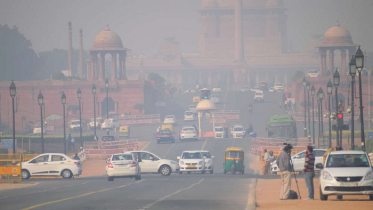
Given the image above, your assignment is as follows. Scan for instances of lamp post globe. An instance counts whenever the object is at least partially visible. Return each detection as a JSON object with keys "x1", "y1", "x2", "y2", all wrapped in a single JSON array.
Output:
[
  {"x1": 61, "y1": 92, "x2": 66, "y2": 105},
  {"x1": 349, "y1": 56, "x2": 357, "y2": 76},
  {"x1": 10, "y1": 81, "x2": 16, "y2": 154},
  {"x1": 77, "y1": 88, "x2": 82, "y2": 99},
  {"x1": 355, "y1": 46, "x2": 364, "y2": 70},
  {"x1": 302, "y1": 77, "x2": 307, "y2": 87},
  {"x1": 38, "y1": 91, "x2": 43, "y2": 105},
  {"x1": 333, "y1": 69, "x2": 340, "y2": 88},
  {"x1": 92, "y1": 84, "x2": 96, "y2": 94},
  {"x1": 105, "y1": 79, "x2": 109, "y2": 88},
  {"x1": 306, "y1": 81, "x2": 310, "y2": 91},
  {"x1": 327, "y1": 80, "x2": 332, "y2": 95},
  {"x1": 311, "y1": 85, "x2": 315, "y2": 96},
  {"x1": 10, "y1": 81, "x2": 16, "y2": 97},
  {"x1": 320, "y1": 88, "x2": 324, "y2": 100}
]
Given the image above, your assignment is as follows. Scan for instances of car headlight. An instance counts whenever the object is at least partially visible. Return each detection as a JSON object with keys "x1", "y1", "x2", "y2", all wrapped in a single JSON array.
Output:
[
  {"x1": 170, "y1": 161, "x2": 178, "y2": 165},
  {"x1": 198, "y1": 161, "x2": 203, "y2": 165},
  {"x1": 323, "y1": 171, "x2": 332, "y2": 180},
  {"x1": 179, "y1": 161, "x2": 184, "y2": 165},
  {"x1": 365, "y1": 171, "x2": 373, "y2": 180}
]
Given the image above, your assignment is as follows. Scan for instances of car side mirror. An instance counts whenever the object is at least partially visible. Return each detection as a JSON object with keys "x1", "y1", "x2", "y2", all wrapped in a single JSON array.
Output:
[
  {"x1": 316, "y1": 163, "x2": 323, "y2": 169},
  {"x1": 106, "y1": 160, "x2": 110, "y2": 164},
  {"x1": 211, "y1": 156, "x2": 215, "y2": 159},
  {"x1": 177, "y1": 156, "x2": 180, "y2": 160}
]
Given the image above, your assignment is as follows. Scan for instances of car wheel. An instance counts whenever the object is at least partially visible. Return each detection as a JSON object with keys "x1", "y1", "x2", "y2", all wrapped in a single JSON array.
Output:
[
  {"x1": 320, "y1": 186, "x2": 328, "y2": 201},
  {"x1": 21, "y1": 169, "x2": 30, "y2": 179},
  {"x1": 369, "y1": 195, "x2": 373, "y2": 200},
  {"x1": 210, "y1": 169, "x2": 213, "y2": 174},
  {"x1": 159, "y1": 165, "x2": 172, "y2": 176},
  {"x1": 135, "y1": 173, "x2": 141, "y2": 180},
  {"x1": 224, "y1": 169, "x2": 227, "y2": 174},
  {"x1": 179, "y1": 171, "x2": 182, "y2": 174},
  {"x1": 61, "y1": 169, "x2": 72, "y2": 178},
  {"x1": 202, "y1": 170, "x2": 205, "y2": 174},
  {"x1": 108, "y1": 176, "x2": 114, "y2": 181},
  {"x1": 194, "y1": 138, "x2": 198, "y2": 141},
  {"x1": 157, "y1": 141, "x2": 160, "y2": 144},
  {"x1": 187, "y1": 171, "x2": 191, "y2": 174},
  {"x1": 337, "y1": 195, "x2": 343, "y2": 200}
]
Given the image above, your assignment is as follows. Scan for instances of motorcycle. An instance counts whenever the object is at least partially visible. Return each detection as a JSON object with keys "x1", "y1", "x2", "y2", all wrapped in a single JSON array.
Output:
[{"x1": 249, "y1": 131, "x2": 257, "y2": 138}]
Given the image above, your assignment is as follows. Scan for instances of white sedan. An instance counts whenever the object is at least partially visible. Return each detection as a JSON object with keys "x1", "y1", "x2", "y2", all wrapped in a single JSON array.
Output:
[
  {"x1": 317, "y1": 150, "x2": 373, "y2": 201},
  {"x1": 106, "y1": 153, "x2": 141, "y2": 181},
  {"x1": 179, "y1": 126, "x2": 198, "y2": 141},
  {"x1": 164, "y1": 115, "x2": 177, "y2": 125},
  {"x1": 21, "y1": 153, "x2": 82, "y2": 179},
  {"x1": 131, "y1": 151, "x2": 180, "y2": 176},
  {"x1": 178, "y1": 150, "x2": 214, "y2": 174},
  {"x1": 231, "y1": 126, "x2": 244, "y2": 138}
]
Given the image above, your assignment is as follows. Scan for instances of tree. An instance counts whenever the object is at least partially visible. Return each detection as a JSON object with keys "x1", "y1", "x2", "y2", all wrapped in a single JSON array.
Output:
[
  {"x1": 0, "y1": 24, "x2": 41, "y2": 80},
  {"x1": 147, "y1": 72, "x2": 165, "y2": 85}
]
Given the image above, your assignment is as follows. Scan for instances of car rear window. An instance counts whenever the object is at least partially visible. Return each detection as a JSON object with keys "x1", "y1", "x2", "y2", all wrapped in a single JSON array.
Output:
[
  {"x1": 182, "y1": 127, "x2": 195, "y2": 131},
  {"x1": 326, "y1": 154, "x2": 370, "y2": 168},
  {"x1": 182, "y1": 152, "x2": 202, "y2": 159},
  {"x1": 185, "y1": 112, "x2": 193, "y2": 115},
  {"x1": 159, "y1": 130, "x2": 172, "y2": 134},
  {"x1": 112, "y1": 154, "x2": 133, "y2": 161}
]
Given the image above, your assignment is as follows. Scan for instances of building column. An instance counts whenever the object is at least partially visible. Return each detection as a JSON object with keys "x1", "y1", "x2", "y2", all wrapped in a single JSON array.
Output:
[
  {"x1": 100, "y1": 52, "x2": 105, "y2": 80},
  {"x1": 255, "y1": 71, "x2": 259, "y2": 87},
  {"x1": 328, "y1": 49, "x2": 334, "y2": 73},
  {"x1": 68, "y1": 22, "x2": 73, "y2": 74},
  {"x1": 86, "y1": 58, "x2": 91, "y2": 81},
  {"x1": 118, "y1": 54, "x2": 123, "y2": 80},
  {"x1": 122, "y1": 53, "x2": 127, "y2": 80},
  {"x1": 92, "y1": 55, "x2": 98, "y2": 81},
  {"x1": 319, "y1": 50, "x2": 325, "y2": 75},
  {"x1": 341, "y1": 49, "x2": 347, "y2": 76},
  {"x1": 208, "y1": 71, "x2": 212, "y2": 86},
  {"x1": 111, "y1": 53, "x2": 117, "y2": 81},
  {"x1": 234, "y1": 0, "x2": 244, "y2": 62},
  {"x1": 79, "y1": 29, "x2": 83, "y2": 78},
  {"x1": 323, "y1": 54, "x2": 327, "y2": 75}
]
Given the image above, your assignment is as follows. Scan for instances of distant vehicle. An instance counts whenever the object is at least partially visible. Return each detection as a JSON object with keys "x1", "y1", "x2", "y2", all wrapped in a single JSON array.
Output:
[
  {"x1": 119, "y1": 126, "x2": 130, "y2": 137},
  {"x1": 254, "y1": 91, "x2": 264, "y2": 102},
  {"x1": 21, "y1": 153, "x2": 82, "y2": 179},
  {"x1": 273, "y1": 83, "x2": 284, "y2": 92},
  {"x1": 157, "y1": 129, "x2": 175, "y2": 144},
  {"x1": 69, "y1": 120, "x2": 81, "y2": 132},
  {"x1": 184, "y1": 111, "x2": 195, "y2": 121},
  {"x1": 164, "y1": 115, "x2": 177, "y2": 125},
  {"x1": 179, "y1": 126, "x2": 198, "y2": 141},
  {"x1": 200, "y1": 88, "x2": 211, "y2": 99},
  {"x1": 101, "y1": 118, "x2": 121, "y2": 130},
  {"x1": 214, "y1": 126, "x2": 228, "y2": 138},
  {"x1": 88, "y1": 118, "x2": 104, "y2": 130},
  {"x1": 231, "y1": 125, "x2": 244, "y2": 138},
  {"x1": 106, "y1": 111, "x2": 120, "y2": 119},
  {"x1": 131, "y1": 151, "x2": 180, "y2": 176},
  {"x1": 317, "y1": 150, "x2": 373, "y2": 201},
  {"x1": 211, "y1": 94, "x2": 220, "y2": 104},
  {"x1": 106, "y1": 152, "x2": 141, "y2": 181},
  {"x1": 33, "y1": 123, "x2": 47, "y2": 135},
  {"x1": 266, "y1": 114, "x2": 297, "y2": 139},
  {"x1": 212, "y1": 86, "x2": 222, "y2": 92},
  {"x1": 250, "y1": 87, "x2": 260, "y2": 92},
  {"x1": 308, "y1": 69, "x2": 320, "y2": 77},
  {"x1": 177, "y1": 150, "x2": 214, "y2": 174},
  {"x1": 259, "y1": 81, "x2": 267, "y2": 91},
  {"x1": 101, "y1": 135, "x2": 116, "y2": 143},
  {"x1": 268, "y1": 87, "x2": 274, "y2": 92},
  {"x1": 241, "y1": 87, "x2": 250, "y2": 92},
  {"x1": 188, "y1": 104, "x2": 197, "y2": 113}
]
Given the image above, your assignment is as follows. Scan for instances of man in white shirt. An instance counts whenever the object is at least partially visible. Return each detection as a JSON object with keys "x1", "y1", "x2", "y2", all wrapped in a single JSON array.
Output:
[{"x1": 262, "y1": 149, "x2": 270, "y2": 175}]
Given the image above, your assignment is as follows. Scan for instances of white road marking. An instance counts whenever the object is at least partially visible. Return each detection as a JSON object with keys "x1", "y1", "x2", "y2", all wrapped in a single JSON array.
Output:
[
  {"x1": 163, "y1": 143, "x2": 176, "y2": 158},
  {"x1": 141, "y1": 141, "x2": 152, "y2": 150},
  {"x1": 138, "y1": 179, "x2": 204, "y2": 210},
  {"x1": 201, "y1": 138, "x2": 208, "y2": 150}
]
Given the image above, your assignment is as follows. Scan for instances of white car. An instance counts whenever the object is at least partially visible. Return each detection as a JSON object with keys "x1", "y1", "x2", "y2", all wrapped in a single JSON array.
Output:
[
  {"x1": 268, "y1": 87, "x2": 274, "y2": 92},
  {"x1": 33, "y1": 124, "x2": 47, "y2": 135},
  {"x1": 184, "y1": 111, "x2": 195, "y2": 121},
  {"x1": 164, "y1": 115, "x2": 177, "y2": 125},
  {"x1": 69, "y1": 120, "x2": 81, "y2": 132},
  {"x1": 317, "y1": 150, "x2": 373, "y2": 201},
  {"x1": 180, "y1": 126, "x2": 198, "y2": 141},
  {"x1": 254, "y1": 91, "x2": 264, "y2": 102},
  {"x1": 214, "y1": 126, "x2": 225, "y2": 138},
  {"x1": 212, "y1": 86, "x2": 222, "y2": 92},
  {"x1": 106, "y1": 152, "x2": 141, "y2": 181},
  {"x1": 308, "y1": 69, "x2": 320, "y2": 77},
  {"x1": 21, "y1": 153, "x2": 82, "y2": 179},
  {"x1": 241, "y1": 87, "x2": 250, "y2": 92},
  {"x1": 88, "y1": 118, "x2": 104, "y2": 130},
  {"x1": 250, "y1": 87, "x2": 260, "y2": 92},
  {"x1": 178, "y1": 150, "x2": 214, "y2": 174},
  {"x1": 273, "y1": 83, "x2": 284, "y2": 92},
  {"x1": 131, "y1": 151, "x2": 180, "y2": 176},
  {"x1": 188, "y1": 104, "x2": 197, "y2": 112},
  {"x1": 211, "y1": 94, "x2": 220, "y2": 104},
  {"x1": 101, "y1": 118, "x2": 121, "y2": 130},
  {"x1": 231, "y1": 126, "x2": 244, "y2": 138}
]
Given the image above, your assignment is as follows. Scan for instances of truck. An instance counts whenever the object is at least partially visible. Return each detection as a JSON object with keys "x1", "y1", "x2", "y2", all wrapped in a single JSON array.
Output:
[
  {"x1": 259, "y1": 81, "x2": 267, "y2": 91},
  {"x1": 266, "y1": 114, "x2": 297, "y2": 139}
]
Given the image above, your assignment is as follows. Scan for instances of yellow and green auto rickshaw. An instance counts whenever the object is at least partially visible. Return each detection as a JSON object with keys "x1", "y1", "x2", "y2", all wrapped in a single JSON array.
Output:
[
  {"x1": 224, "y1": 147, "x2": 245, "y2": 175},
  {"x1": 119, "y1": 126, "x2": 130, "y2": 137}
]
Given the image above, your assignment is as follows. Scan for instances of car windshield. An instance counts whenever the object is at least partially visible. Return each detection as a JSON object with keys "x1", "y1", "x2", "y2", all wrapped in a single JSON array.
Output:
[
  {"x1": 326, "y1": 154, "x2": 370, "y2": 168},
  {"x1": 182, "y1": 127, "x2": 195, "y2": 131},
  {"x1": 71, "y1": 121, "x2": 80, "y2": 125},
  {"x1": 215, "y1": 127, "x2": 224, "y2": 131},
  {"x1": 189, "y1": 105, "x2": 197, "y2": 109},
  {"x1": 165, "y1": 115, "x2": 174, "y2": 119},
  {"x1": 182, "y1": 152, "x2": 202, "y2": 159},
  {"x1": 233, "y1": 127, "x2": 243, "y2": 131},
  {"x1": 201, "y1": 152, "x2": 211, "y2": 158},
  {"x1": 255, "y1": 92, "x2": 262, "y2": 96},
  {"x1": 102, "y1": 136, "x2": 115, "y2": 141},
  {"x1": 309, "y1": 70, "x2": 317, "y2": 73},
  {"x1": 227, "y1": 151, "x2": 241, "y2": 158},
  {"x1": 112, "y1": 154, "x2": 133, "y2": 161},
  {"x1": 185, "y1": 112, "x2": 193, "y2": 115},
  {"x1": 159, "y1": 130, "x2": 172, "y2": 134}
]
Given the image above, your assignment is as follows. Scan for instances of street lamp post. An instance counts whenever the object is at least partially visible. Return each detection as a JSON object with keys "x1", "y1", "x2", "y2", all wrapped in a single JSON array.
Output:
[
  {"x1": 319, "y1": 88, "x2": 324, "y2": 135},
  {"x1": 306, "y1": 81, "x2": 311, "y2": 139},
  {"x1": 302, "y1": 78, "x2": 307, "y2": 137},
  {"x1": 355, "y1": 46, "x2": 365, "y2": 151},
  {"x1": 105, "y1": 79, "x2": 109, "y2": 120},
  {"x1": 327, "y1": 80, "x2": 333, "y2": 148},
  {"x1": 311, "y1": 85, "x2": 315, "y2": 145},
  {"x1": 61, "y1": 92, "x2": 66, "y2": 154},
  {"x1": 333, "y1": 70, "x2": 340, "y2": 145},
  {"x1": 9, "y1": 81, "x2": 16, "y2": 154},
  {"x1": 38, "y1": 91, "x2": 44, "y2": 153},
  {"x1": 92, "y1": 84, "x2": 97, "y2": 138},
  {"x1": 77, "y1": 88, "x2": 82, "y2": 148},
  {"x1": 349, "y1": 56, "x2": 357, "y2": 150},
  {"x1": 317, "y1": 89, "x2": 321, "y2": 137}
]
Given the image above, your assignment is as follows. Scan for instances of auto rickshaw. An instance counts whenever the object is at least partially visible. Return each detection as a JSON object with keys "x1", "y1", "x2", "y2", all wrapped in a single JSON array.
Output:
[
  {"x1": 224, "y1": 147, "x2": 245, "y2": 175},
  {"x1": 193, "y1": 96, "x2": 201, "y2": 103},
  {"x1": 119, "y1": 126, "x2": 130, "y2": 137}
]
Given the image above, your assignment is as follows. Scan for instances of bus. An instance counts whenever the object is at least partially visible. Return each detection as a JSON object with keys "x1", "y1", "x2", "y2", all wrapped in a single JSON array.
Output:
[
  {"x1": 259, "y1": 81, "x2": 267, "y2": 91},
  {"x1": 266, "y1": 114, "x2": 297, "y2": 139}
]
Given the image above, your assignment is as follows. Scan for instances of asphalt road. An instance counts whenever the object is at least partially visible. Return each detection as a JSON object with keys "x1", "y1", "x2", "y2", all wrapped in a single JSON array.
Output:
[{"x1": 2, "y1": 90, "x2": 286, "y2": 210}]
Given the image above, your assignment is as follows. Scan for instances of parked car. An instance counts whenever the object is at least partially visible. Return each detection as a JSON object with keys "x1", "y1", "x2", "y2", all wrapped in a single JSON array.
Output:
[
  {"x1": 101, "y1": 118, "x2": 121, "y2": 130},
  {"x1": 164, "y1": 115, "x2": 177, "y2": 125},
  {"x1": 179, "y1": 126, "x2": 198, "y2": 141},
  {"x1": 177, "y1": 150, "x2": 214, "y2": 174},
  {"x1": 308, "y1": 69, "x2": 320, "y2": 77},
  {"x1": 21, "y1": 153, "x2": 82, "y2": 179},
  {"x1": 317, "y1": 150, "x2": 373, "y2": 201},
  {"x1": 268, "y1": 87, "x2": 274, "y2": 92},
  {"x1": 273, "y1": 83, "x2": 284, "y2": 92},
  {"x1": 131, "y1": 151, "x2": 180, "y2": 176},
  {"x1": 69, "y1": 120, "x2": 81, "y2": 132},
  {"x1": 33, "y1": 123, "x2": 47, "y2": 135},
  {"x1": 106, "y1": 152, "x2": 141, "y2": 181},
  {"x1": 184, "y1": 111, "x2": 195, "y2": 121},
  {"x1": 157, "y1": 129, "x2": 175, "y2": 144},
  {"x1": 231, "y1": 125, "x2": 244, "y2": 138}
]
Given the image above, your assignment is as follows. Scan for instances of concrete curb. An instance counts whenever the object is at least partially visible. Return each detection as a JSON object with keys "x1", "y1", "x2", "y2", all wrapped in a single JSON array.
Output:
[{"x1": 246, "y1": 178, "x2": 257, "y2": 210}]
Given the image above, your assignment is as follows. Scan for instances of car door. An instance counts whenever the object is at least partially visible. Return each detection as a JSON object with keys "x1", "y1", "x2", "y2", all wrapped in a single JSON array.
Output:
[
  {"x1": 291, "y1": 151, "x2": 305, "y2": 172},
  {"x1": 314, "y1": 150, "x2": 326, "y2": 168},
  {"x1": 49, "y1": 155, "x2": 67, "y2": 175},
  {"x1": 136, "y1": 152, "x2": 153, "y2": 173},
  {"x1": 28, "y1": 154, "x2": 50, "y2": 176}
]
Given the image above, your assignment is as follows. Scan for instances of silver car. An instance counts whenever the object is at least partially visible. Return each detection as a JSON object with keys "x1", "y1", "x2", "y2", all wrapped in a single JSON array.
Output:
[{"x1": 179, "y1": 126, "x2": 198, "y2": 141}]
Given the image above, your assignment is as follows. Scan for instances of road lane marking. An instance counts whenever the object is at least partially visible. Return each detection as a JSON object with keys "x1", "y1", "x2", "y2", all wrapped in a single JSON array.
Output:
[
  {"x1": 138, "y1": 179, "x2": 204, "y2": 210},
  {"x1": 163, "y1": 143, "x2": 176, "y2": 158},
  {"x1": 245, "y1": 179, "x2": 257, "y2": 210},
  {"x1": 200, "y1": 138, "x2": 208, "y2": 150},
  {"x1": 22, "y1": 180, "x2": 144, "y2": 210},
  {"x1": 141, "y1": 141, "x2": 151, "y2": 150}
]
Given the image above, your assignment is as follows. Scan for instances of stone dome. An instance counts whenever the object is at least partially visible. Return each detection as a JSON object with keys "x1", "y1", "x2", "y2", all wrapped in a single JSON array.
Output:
[
  {"x1": 92, "y1": 25, "x2": 124, "y2": 50},
  {"x1": 321, "y1": 22, "x2": 354, "y2": 47},
  {"x1": 196, "y1": 99, "x2": 217, "y2": 111}
]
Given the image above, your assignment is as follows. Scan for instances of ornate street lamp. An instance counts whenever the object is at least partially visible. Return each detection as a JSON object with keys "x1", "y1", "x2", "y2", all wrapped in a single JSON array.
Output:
[
  {"x1": 9, "y1": 81, "x2": 16, "y2": 153},
  {"x1": 311, "y1": 85, "x2": 315, "y2": 145},
  {"x1": 327, "y1": 80, "x2": 333, "y2": 148},
  {"x1": 38, "y1": 91, "x2": 44, "y2": 153},
  {"x1": 355, "y1": 46, "x2": 365, "y2": 151},
  {"x1": 302, "y1": 77, "x2": 307, "y2": 137},
  {"x1": 105, "y1": 79, "x2": 109, "y2": 120},
  {"x1": 92, "y1": 84, "x2": 97, "y2": 138},
  {"x1": 61, "y1": 92, "x2": 66, "y2": 154},
  {"x1": 349, "y1": 55, "x2": 357, "y2": 150},
  {"x1": 319, "y1": 88, "x2": 324, "y2": 135},
  {"x1": 77, "y1": 88, "x2": 82, "y2": 148},
  {"x1": 317, "y1": 88, "x2": 321, "y2": 137},
  {"x1": 333, "y1": 70, "x2": 340, "y2": 145}
]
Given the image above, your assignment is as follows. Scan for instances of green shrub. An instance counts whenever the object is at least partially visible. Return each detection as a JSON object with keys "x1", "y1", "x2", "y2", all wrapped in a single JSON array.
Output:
[
  {"x1": 325, "y1": 130, "x2": 373, "y2": 139},
  {"x1": 2, "y1": 134, "x2": 95, "y2": 144},
  {"x1": 0, "y1": 148, "x2": 8, "y2": 154}
]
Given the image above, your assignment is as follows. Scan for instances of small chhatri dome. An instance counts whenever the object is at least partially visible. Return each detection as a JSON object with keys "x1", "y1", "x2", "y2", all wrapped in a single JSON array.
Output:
[
  {"x1": 321, "y1": 21, "x2": 354, "y2": 47},
  {"x1": 196, "y1": 99, "x2": 217, "y2": 111},
  {"x1": 92, "y1": 25, "x2": 124, "y2": 50}
]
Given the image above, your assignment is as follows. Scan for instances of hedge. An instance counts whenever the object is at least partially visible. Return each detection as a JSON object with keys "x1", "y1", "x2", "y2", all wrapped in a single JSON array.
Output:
[
  {"x1": 0, "y1": 134, "x2": 95, "y2": 144},
  {"x1": 324, "y1": 130, "x2": 373, "y2": 139}
]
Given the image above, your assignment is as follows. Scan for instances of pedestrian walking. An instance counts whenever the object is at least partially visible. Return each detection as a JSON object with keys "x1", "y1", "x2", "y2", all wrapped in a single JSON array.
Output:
[
  {"x1": 67, "y1": 133, "x2": 72, "y2": 151},
  {"x1": 262, "y1": 149, "x2": 270, "y2": 175},
  {"x1": 71, "y1": 136, "x2": 75, "y2": 151},
  {"x1": 303, "y1": 146, "x2": 315, "y2": 200},
  {"x1": 278, "y1": 144, "x2": 293, "y2": 200}
]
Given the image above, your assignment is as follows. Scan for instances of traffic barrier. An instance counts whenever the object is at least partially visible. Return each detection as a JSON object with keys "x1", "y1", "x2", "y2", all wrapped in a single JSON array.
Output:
[
  {"x1": 117, "y1": 114, "x2": 160, "y2": 126},
  {"x1": 84, "y1": 139, "x2": 138, "y2": 159},
  {"x1": 0, "y1": 154, "x2": 22, "y2": 183},
  {"x1": 202, "y1": 132, "x2": 215, "y2": 138}
]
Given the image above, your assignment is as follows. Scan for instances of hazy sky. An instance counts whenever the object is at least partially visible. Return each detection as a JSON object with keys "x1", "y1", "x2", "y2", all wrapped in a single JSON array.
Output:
[{"x1": 1, "y1": 0, "x2": 372, "y2": 56}]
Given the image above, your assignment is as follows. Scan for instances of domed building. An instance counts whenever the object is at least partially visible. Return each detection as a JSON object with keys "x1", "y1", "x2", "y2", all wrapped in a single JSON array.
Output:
[
  {"x1": 318, "y1": 21, "x2": 357, "y2": 76},
  {"x1": 88, "y1": 25, "x2": 128, "y2": 81}
]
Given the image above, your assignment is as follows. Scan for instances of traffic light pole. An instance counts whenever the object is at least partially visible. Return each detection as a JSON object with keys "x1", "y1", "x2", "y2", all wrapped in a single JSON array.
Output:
[
  {"x1": 335, "y1": 86, "x2": 339, "y2": 146},
  {"x1": 358, "y1": 72, "x2": 365, "y2": 151},
  {"x1": 351, "y1": 75, "x2": 355, "y2": 150},
  {"x1": 328, "y1": 94, "x2": 332, "y2": 148}
]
